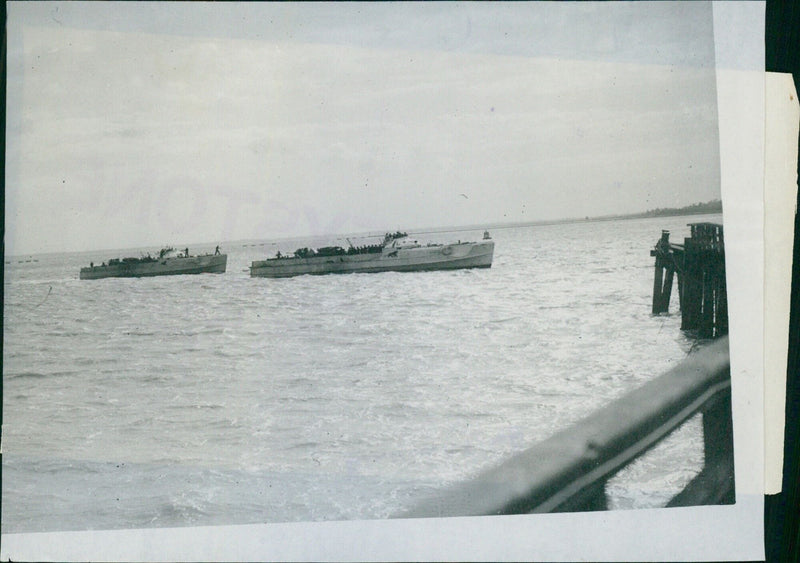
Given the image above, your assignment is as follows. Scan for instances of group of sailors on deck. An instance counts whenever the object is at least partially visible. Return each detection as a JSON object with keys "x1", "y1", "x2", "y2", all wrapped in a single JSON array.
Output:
[
  {"x1": 87, "y1": 245, "x2": 224, "y2": 268},
  {"x1": 275, "y1": 244, "x2": 383, "y2": 260}
]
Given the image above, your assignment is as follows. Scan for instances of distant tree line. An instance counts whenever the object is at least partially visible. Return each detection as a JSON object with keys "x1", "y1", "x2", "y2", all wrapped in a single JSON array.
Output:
[{"x1": 641, "y1": 199, "x2": 722, "y2": 217}]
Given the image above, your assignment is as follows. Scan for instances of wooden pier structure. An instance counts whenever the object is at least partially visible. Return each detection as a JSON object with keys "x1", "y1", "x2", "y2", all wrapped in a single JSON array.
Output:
[{"x1": 651, "y1": 223, "x2": 728, "y2": 339}]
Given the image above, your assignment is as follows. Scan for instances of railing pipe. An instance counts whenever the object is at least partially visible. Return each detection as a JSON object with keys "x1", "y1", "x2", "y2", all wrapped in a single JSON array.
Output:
[{"x1": 396, "y1": 336, "x2": 732, "y2": 518}]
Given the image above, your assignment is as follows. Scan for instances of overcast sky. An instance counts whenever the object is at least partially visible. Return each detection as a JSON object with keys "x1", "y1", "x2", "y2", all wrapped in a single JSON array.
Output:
[{"x1": 6, "y1": 2, "x2": 720, "y2": 255}]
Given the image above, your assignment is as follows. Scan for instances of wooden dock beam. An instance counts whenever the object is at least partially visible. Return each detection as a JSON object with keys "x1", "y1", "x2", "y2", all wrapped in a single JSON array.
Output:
[
  {"x1": 651, "y1": 230, "x2": 676, "y2": 314},
  {"x1": 651, "y1": 223, "x2": 727, "y2": 339}
]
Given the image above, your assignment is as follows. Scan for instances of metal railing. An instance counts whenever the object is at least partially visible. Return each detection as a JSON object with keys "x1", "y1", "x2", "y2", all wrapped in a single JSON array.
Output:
[{"x1": 396, "y1": 336, "x2": 733, "y2": 517}]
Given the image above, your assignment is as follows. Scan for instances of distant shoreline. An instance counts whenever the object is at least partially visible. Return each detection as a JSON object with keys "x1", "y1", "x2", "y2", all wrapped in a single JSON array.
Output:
[
  {"x1": 415, "y1": 200, "x2": 723, "y2": 236},
  {"x1": 7, "y1": 201, "x2": 722, "y2": 259}
]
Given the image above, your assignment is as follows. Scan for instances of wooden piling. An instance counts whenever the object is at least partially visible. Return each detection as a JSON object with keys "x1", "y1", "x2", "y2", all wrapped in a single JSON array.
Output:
[
  {"x1": 651, "y1": 230, "x2": 673, "y2": 314},
  {"x1": 700, "y1": 268, "x2": 715, "y2": 338},
  {"x1": 662, "y1": 265, "x2": 675, "y2": 313},
  {"x1": 652, "y1": 223, "x2": 726, "y2": 338},
  {"x1": 680, "y1": 238, "x2": 698, "y2": 330},
  {"x1": 652, "y1": 255, "x2": 665, "y2": 314}
]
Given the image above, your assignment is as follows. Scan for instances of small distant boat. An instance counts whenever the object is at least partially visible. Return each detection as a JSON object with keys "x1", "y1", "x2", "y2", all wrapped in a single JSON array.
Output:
[
  {"x1": 249, "y1": 231, "x2": 494, "y2": 278},
  {"x1": 80, "y1": 247, "x2": 227, "y2": 280}
]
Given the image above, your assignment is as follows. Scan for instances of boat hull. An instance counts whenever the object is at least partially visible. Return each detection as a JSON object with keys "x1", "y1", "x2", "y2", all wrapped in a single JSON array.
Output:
[
  {"x1": 250, "y1": 241, "x2": 494, "y2": 278},
  {"x1": 80, "y1": 254, "x2": 227, "y2": 280}
]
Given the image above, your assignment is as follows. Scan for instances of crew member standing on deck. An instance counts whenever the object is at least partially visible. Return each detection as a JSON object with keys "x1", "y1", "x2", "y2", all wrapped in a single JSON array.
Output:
[{"x1": 215, "y1": 245, "x2": 220, "y2": 255}]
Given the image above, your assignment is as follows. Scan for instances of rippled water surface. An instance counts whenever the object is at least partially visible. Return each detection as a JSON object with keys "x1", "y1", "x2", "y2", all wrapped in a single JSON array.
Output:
[{"x1": 2, "y1": 215, "x2": 719, "y2": 533}]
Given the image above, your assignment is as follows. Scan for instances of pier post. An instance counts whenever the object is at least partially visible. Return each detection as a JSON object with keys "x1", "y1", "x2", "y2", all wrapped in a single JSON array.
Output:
[
  {"x1": 680, "y1": 237, "x2": 699, "y2": 330},
  {"x1": 715, "y1": 274, "x2": 729, "y2": 336},
  {"x1": 701, "y1": 387, "x2": 736, "y2": 503},
  {"x1": 700, "y1": 271, "x2": 715, "y2": 339},
  {"x1": 668, "y1": 223, "x2": 727, "y2": 337},
  {"x1": 652, "y1": 255, "x2": 665, "y2": 314},
  {"x1": 651, "y1": 230, "x2": 673, "y2": 314},
  {"x1": 668, "y1": 385, "x2": 735, "y2": 507},
  {"x1": 661, "y1": 264, "x2": 675, "y2": 313}
]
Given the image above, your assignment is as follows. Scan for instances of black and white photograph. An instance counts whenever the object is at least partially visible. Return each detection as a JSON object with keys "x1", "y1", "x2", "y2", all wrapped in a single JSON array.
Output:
[{"x1": 2, "y1": 2, "x2": 768, "y2": 560}]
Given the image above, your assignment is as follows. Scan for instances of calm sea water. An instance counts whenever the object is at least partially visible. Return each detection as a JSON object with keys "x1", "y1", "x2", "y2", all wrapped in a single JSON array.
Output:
[{"x1": 2, "y1": 215, "x2": 719, "y2": 533}]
